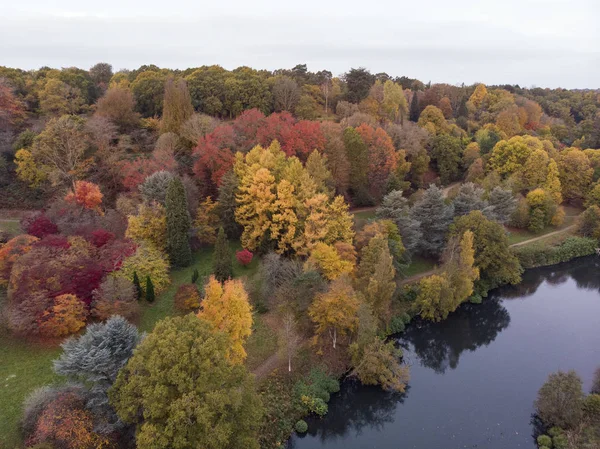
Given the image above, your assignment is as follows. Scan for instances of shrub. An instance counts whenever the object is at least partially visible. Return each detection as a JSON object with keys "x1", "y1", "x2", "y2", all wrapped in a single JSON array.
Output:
[
  {"x1": 388, "y1": 315, "x2": 406, "y2": 335},
  {"x1": 294, "y1": 420, "x2": 308, "y2": 433},
  {"x1": 236, "y1": 248, "x2": 254, "y2": 267},
  {"x1": 294, "y1": 368, "x2": 340, "y2": 416},
  {"x1": 25, "y1": 214, "x2": 59, "y2": 239},
  {"x1": 552, "y1": 434, "x2": 568, "y2": 449},
  {"x1": 112, "y1": 244, "x2": 170, "y2": 294},
  {"x1": 512, "y1": 236, "x2": 597, "y2": 269},
  {"x1": 191, "y1": 268, "x2": 199, "y2": 284},
  {"x1": 38, "y1": 294, "x2": 88, "y2": 337},
  {"x1": 536, "y1": 435, "x2": 552, "y2": 448},
  {"x1": 91, "y1": 277, "x2": 138, "y2": 321},
  {"x1": 174, "y1": 283, "x2": 201, "y2": 312},
  {"x1": 89, "y1": 229, "x2": 114, "y2": 248},
  {"x1": 0, "y1": 234, "x2": 38, "y2": 287}
]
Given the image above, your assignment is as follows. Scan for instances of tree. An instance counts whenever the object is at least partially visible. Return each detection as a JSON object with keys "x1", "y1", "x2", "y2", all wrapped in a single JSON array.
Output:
[
  {"x1": 39, "y1": 78, "x2": 85, "y2": 116},
  {"x1": 343, "y1": 127, "x2": 369, "y2": 202},
  {"x1": 488, "y1": 136, "x2": 533, "y2": 177},
  {"x1": 161, "y1": 77, "x2": 194, "y2": 134},
  {"x1": 132, "y1": 272, "x2": 142, "y2": 300},
  {"x1": 344, "y1": 68, "x2": 375, "y2": 103},
  {"x1": 356, "y1": 124, "x2": 398, "y2": 201},
  {"x1": 194, "y1": 197, "x2": 220, "y2": 245},
  {"x1": 577, "y1": 205, "x2": 600, "y2": 239},
  {"x1": 165, "y1": 177, "x2": 192, "y2": 267},
  {"x1": 30, "y1": 115, "x2": 90, "y2": 187},
  {"x1": 377, "y1": 190, "x2": 422, "y2": 254},
  {"x1": 53, "y1": 316, "x2": 141, "y2": 435},
  {"x1": 306, "y1": 150, "x2": 334, "y2": 194},
  {"x1": 173, "y1": 283, "x2": 201, "y2": 312},
  {"x1": 308, "y1": 277, "x2": 360, "y2": 350},
  {"x1": 197, "y1": 276, "x2": 253, "y2": 364},
  {"x1": 0, "y1": 234, "x2": 38, "y2": 287},
  {"x1": 382, "y1": 80, "x2": 408, "y2": 123},
  {"x1": 453, "y1": 182, "x2": 488, "y2": 217},
  {"x1": 450, "y1": 210, "x2": 522, "y2": 294},
  {"x1": 236, "y1": 249, "x2": 253, "y2": 266},
  {"x1": 212, "y1": 227, "x2": 232, "y2": 283},
  {"x1": 145, "y1": 276, "x2": 155, "y2": 302},
  {"x1": 38, "y1": 294, "x2": 88, "y2": 338},
  {"x1": 488, "y1": 187, "x2": 518, "y2": 224},
  {"x1": 24, "y1": 214, "x2": 58, "y2": 239},
  {"x1": 522, "y1": 149, "x2": 549, "y2": 190},
  {"x1": 109, "y1": 315, "x2": 262, "y2": 449},
  {"x1": 112, "y1": 244, "x2": 170, "y2": 295},
  {"x1": 557, "y1": 147, "x2": 593, "y2": 203},
  {"x1": 307, "y1": 242, "x2": 354, "y2": 281},
  {"x1": 438, "y1": 97, "x2": 453, "y2": 119},
  {"x1": 355, "y1": 235, "x2": 396, "y2": 325},
  {"x1": 218, "y1": 171, "x2": 242, "y2": 239},
  {"x1": 417, "y1": 105, "x2": 447, "y2": 135},
  {"x1": 126, "y1": 202, "x2": 168, "y2": 252},
  {"x1": 139, "y1": 170, "x2": 174, "y2": 205},
  {"x1": 65, "y1": 181, "x2": 103, "y2": 213},
  {"x1": 320, "y1": 122, "x2": 350, "y2": 195},
  {"x1": 535, "y1": 370, "x2": 585, "y2": 429},
  {"x1": 89, "y1": 62, "x2": 113, "y2": 89},
  {"x1": 410, "y1": 185, "x2": 454, "y2": 257},
  {"x1": 432, "y1": 134, "x2": 463, "y2": 184},
  {"x1": 273, "y1": 76, "x2": 300, "y2": 112},
  {"x1": 462, "y1": 142, "x2": 481, "y2": 169},
  {"x1": 95, "y1": 86, "x2": 140, "y2": 131},
  {"x1": 91, "y1": 277, "x2": 139, "y2": 321},
  {"x1": 409, "y1": 91, "x2": 420, "y2": 122},
  {"x1": 131, "y1": 70, "x2": 166, "y2": 117}
]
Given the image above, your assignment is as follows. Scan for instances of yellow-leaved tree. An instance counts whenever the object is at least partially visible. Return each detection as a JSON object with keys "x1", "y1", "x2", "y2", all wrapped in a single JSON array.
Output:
[
  {"x1": 194, "y1": 197, "x2": 220, "y2": 245},
  {"x1": 197, "y1": 276, "x2": 253, "y2": 364},
  {"x1": 125, "y1": 202, "x2": 167, "y2": 252},
  {"x1": 307, "y1": 242, "x2": 355, "y2": 281}
]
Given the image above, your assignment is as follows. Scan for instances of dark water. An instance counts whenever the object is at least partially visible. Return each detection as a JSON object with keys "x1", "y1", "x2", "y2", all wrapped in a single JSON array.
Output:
[{"x1": 290, "y1": 256, "x2": 600, "y2": 449}]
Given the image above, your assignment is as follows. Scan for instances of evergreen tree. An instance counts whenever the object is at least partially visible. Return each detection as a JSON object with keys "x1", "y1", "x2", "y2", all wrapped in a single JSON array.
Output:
[
  {"x1": 161, "y1": 77, "x2": 193, "y2": 134},
  {"x1": 191, "y1": 268, "x2": 199, "y2": 284},
  {"x1": 53, "y1": 316, "x2": 141, "y2": 435},
  {"x1": 376, "y1": 190, "x2": 422, "y2": 254},
  {"x1": 165, "y1": 177, "x2": 192, "y2": 267},
  {"x1": 452, "y1": 182, "x2": 489, "y2": 217},
  {"x1": 213, "y1": 227, "x2": 232, "y2": 282},
  {"x1": 432, "y1": 134, "x2": 463, "y2": 185},
  {"x1": 132, "y1": 271, "x2": 142, "y2": 300},
  {"x1": 410, "y1": 185, "x2": 454, "y2": 257},
  {"x1": 217, "y1": 170, "x2": 242, "y2": 239},
  {"x1": 409, "y1": 91, "x2": 420, "y2": 122},
  {"x1": 343, "y1": 127, "x2": 369, "y2": 204},
  {"x1": 457, "y1": 96, "x2": 469, "y2": 118},
  {"x1": 488, "y1": 187, "x2": 518, "y2": 224},
  {"x1": 146, "y1": 276, "x2": 155, "y2": 302}
]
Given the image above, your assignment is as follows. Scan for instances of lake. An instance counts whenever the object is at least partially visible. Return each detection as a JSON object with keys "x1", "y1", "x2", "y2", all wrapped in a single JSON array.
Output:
[{"x1": 289, "y1": 256, "x2": 600, "y2": 449}]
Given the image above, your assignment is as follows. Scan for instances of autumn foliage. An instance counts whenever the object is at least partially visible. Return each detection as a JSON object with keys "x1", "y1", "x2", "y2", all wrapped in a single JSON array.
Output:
[
  {"x1": 65, "y1": 181, "x2": 104, "y2": 212},
  {"x1": 235, "y1": 248, "x2": 253, "y2": 266}
]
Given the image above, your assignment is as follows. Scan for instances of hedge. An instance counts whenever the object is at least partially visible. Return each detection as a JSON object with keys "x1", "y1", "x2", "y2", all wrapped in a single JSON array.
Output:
[{"x1": 511, "y1": 236, "x2": 597, "y2": 269}]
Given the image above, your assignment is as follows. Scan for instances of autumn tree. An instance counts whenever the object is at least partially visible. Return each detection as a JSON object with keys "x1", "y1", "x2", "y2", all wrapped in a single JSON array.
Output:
[
  {"x1": 343, "y1": 127, "x2": 369, "y2": 202},
  {"x1": 161, "y1": 77, "x2": 194, "y2": 134},
  {"x1": 112, "y1": 244, "x2": 170, "y2": 295},
  {"x1": 488, "y1": 187, "x2": 518, "y2": 224},
  {"x1": 356, "y1": 124, "x2": 398, "y2": 201},
  {"x1": 165, "y1": 177, "x2": 192, "y2": 267},
  {"x1": 410, "y1": 185, "x2": 454, "y2": 257},
  {"x1": 417, "y1": 105, "x2": 447, "y2": 135},
  {"x1": 38, "y1": 294, "x2": 88, "y2": 338},
  {"x1": 280, "y1": 311, "x2": 300, "y2": 373},
  {"x1": 174, "y1": 283, "x2": 201, "y2": 312},
  {"x1": 109, "y1": 314, "x2": 262, "y2": 449},
  {"x1": 91, "y1": 277, "x2": 139, "y2": 321},
  {"x1": 273, "y1": 76, "x2": 300, "y2": 112},
  {"x1": 0, "y1": 234, "x2": 38, "y2": 287},
  {"x1": 535, "y1": 370, "x2": 585, "y2": 429},
  {"x1": 308, "y1": 276, "x2": 360, "y2": 350},
  {"x1": 194, "y1": 197, "x2": 220, "y2": 245},
  {"x1": 94, "y1": 86, "x2": 140, "y2": 131},
  {"x1": 39, "y1": 78, "x2": 85, "y2": 116},
  {"x1": 557, "y1": 147, "x2": 593, "y2": 203},
  {"x1": 125, "y1": 202, "x2": 167, "y2": 252},
  {"x1": 432, "y1": 134, "x2": 463, "y2": 184},
  {"x1": 307, "y1": 242, "x2": 354, "y2": 281},
  {"x1": 488, "y1": 136, "x2": 533, "y2": 178},
  {"x1": 65, "y1": 181, "x2": 103, "y2": 213},
  {"x1": 197, "y1": 276, "x2": 253, "y2": 364}
]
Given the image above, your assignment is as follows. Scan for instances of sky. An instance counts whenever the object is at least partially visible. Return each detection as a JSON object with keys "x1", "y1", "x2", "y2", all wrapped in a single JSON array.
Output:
[{"x1": 2, "y1": 0, "x2": 599, "y2": 89}]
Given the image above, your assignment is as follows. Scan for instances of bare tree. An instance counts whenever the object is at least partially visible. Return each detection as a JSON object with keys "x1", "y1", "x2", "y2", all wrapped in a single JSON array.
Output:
[
  {"x1": 280, "y1": 311, "x2": 300, "y2": 373},
  {"x1": 273, "y1": 76, "x2": 300, "y2": 112}
]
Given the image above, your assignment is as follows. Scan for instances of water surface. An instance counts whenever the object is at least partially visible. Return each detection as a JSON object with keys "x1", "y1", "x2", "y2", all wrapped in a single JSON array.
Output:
[{"x1": 290, "y1": 257, "x2": 600, "y2": 449}]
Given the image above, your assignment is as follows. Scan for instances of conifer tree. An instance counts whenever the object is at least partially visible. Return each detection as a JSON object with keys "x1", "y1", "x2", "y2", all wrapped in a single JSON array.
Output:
[
  {"x1": 191, "y1": 268, "x2": 199, "y2": 284},
  {"x1": 377, "y1": 190, "x2": 422, "y2": 254},
  {"x1": 343, "y1": 127, "x2": 369, "y2": 203},
  {"x1": 213, "y1": 227, "x2": 232, "y2": 282},
  {"x1": 165, "y1": 177, "x2": 192, "y2": 267},
  {"x1": 132, "y1": 271, "x2": 142, "y2": 300},
  {"x1": 409, "y1": 91, "x2": 420, "y2": 122},
  {"x1": 410, "y1": 185, "x2": 454, "y2": 257},
  {"x1": 146, "y1": 276, "x2": 155, "y2": 303}
]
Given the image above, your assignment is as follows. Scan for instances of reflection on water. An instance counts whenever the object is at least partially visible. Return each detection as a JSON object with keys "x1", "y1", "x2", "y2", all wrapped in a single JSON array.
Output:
[{"x1": 290, "y1": 256, "x2": 600, "y2": 449}]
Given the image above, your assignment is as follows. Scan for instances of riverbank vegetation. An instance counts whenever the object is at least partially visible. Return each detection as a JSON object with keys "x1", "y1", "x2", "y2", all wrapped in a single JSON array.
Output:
[
  {"x1": 534, "y1": 368, "x2": 600, "y2": 449},
  {"x1": 0, "y1": 62, "x2": 599, "y2": 448}
]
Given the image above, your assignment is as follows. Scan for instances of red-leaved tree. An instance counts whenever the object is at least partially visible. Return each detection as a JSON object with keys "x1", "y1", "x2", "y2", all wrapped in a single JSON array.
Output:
[{"x1": 235, "y1": 248, "x2": 253, "y2": 267}]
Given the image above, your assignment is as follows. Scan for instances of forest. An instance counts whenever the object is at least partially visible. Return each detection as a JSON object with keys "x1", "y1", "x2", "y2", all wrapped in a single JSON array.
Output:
[{"x1": 1, "y1": 62, "x2": 600, "y2": 449}]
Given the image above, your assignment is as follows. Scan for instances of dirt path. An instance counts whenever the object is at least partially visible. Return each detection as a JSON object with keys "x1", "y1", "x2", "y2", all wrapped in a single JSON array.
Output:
[
  {"x1": 509, "y1": 225, "x2": 577, "y2": 248},
  {"x1": 252, "y1": 351, "x2": 283, "y2": 379}
]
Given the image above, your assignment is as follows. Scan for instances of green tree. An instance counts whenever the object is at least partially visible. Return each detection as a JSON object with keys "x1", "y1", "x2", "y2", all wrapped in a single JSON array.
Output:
[
  {"x1": 410, "y1": 185, "x2": 454, "y2": 257},
  {"x1": 376, "y1": 190, "x2": 422, "y2": 254},
  {"x1": 535, "y1": 370, "x2": 585, "y2": 429},
  {"x1": 409, "y1": 92, "x2": 420, "y2": 122},
  {"x1": 432, "y1": 134, "x2": 463, "y2": 184},
  {"x1": 217, "y1": 170, "x2": 242, "y2": 238},
  {"x1": 145, "y1": 276, "x2": 155, "y2": 303},
  {"x1": 109, "y1": 315, "x2": 263, "y2": 449},
  {"x1": 165, "y1": 177, "x2": 192, "y2": 267},
  {"x1": 343, "y1": 127, "x2": 369, "y2": 203},
  {"x1": 161, "y1": 77, "x2": 194, "y2": 134},
  {"x1": 213, "y1": 227, "x2": 233, "y2": 282},
  {"x1": 132, "y1": 271, "x2": 142, "y2": 300}
]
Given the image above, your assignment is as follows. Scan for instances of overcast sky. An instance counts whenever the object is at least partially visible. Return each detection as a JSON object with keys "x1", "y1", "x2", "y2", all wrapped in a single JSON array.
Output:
[{"x1": 2, "y1": 0, "x2": 599, "y2": 88}]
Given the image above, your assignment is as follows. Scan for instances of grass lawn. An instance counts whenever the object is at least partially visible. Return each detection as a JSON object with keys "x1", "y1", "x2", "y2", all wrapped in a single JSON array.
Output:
[
  {"x1": 506, "y1": 214, "x2": 578, "y2": 245},
  {"x1": 404, "y1": 255, "x2": 437, "y2": 277},
  {"x1": 0, "y1": 242, "x2": 261, "y2": 447},
  {"x1": 0, "y1": 220, "x2": 21, "y2": 238},
  {"x1": 352, "y1": 209, "x2": 377, "y2": 221}
]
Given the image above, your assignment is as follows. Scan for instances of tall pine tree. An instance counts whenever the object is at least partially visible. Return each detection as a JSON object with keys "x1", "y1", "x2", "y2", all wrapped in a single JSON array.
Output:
[
  {"x1": 165, "y1": 177, "x2": 192, "y2": 267},
  {"x1": 213, "y1": 227, "x2": 232, "y2": 282},
  {"x1": 132, "y1": 271, "x2": 142, "y2": 300},
  {"x1": 409, "y1": 91, "x2": 420, "y2": 122},
  {"x1": 146, "y1": 276, "x2": 155, "y2": 302}
]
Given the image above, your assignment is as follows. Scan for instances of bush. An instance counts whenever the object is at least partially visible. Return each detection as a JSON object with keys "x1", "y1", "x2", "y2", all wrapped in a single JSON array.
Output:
[
  {"x1": 25, "y1": 214, "x2": 59, "y2": 239},
  {"x1": 112, "y1": 244, "x2": 170, "y2": 294},
  {"x1": 174, "y1": 283, "x2": 201, "y2": 312},
  {"x1": 294, "y1": 368, "x2": 340, "y2": 416},
  {"x1": 294, "y1": 420, "x2": 308, "y2": 433},
  {"x1": 512, "y1": 236, "x2": 597, "y2": 269},
  {"x1": 388, "y1": 315, "x2": 405, "y2": 335},
  {"x1": 89, "y1": 229, "x2": 114, "y2": 248},
  {"x1": 236, "y1": 248, "x2": 254, "y2": 267},
  {"x1": 583, "y1": 394, "x2": 600, "y2": 422},
  {"x1": 547, "y1": 427, "x2": 563, "y2": 438},
  {"x1": 91, "y1": 277, "x2": 139, "y2": 321},
  {"x1": 536, "y1": 435, "x2": 552, "y2": 448},
  {"x1": 552, "y1": 434, "x2": 568, "y2": 449}
]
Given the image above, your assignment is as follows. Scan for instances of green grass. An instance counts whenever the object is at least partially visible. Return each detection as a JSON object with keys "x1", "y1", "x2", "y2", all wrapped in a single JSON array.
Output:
[
  {"x1": 404, "y1": 255, "x2": 437, "y2": 277},
  {"x1": 352, "y1": 209, "x2": 377, "y2": 221},
  {"x1": 245, "y1": 314, "x2": 278, "y2": 371},
  {"x1": 0, "y1": 220, "x2": 21, "y2": 238}
]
